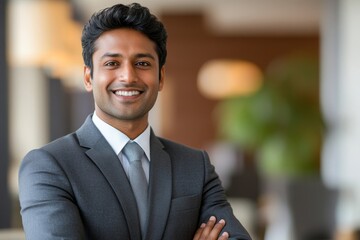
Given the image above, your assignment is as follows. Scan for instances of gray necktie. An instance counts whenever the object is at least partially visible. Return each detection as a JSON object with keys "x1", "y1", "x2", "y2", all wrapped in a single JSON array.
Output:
[{"x1": 122, "y1": 141, "x2": 148, "y2": 237}]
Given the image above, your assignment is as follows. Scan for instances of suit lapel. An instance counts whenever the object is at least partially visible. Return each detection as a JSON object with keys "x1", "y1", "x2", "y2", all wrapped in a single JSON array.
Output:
[
  {"x1": 145, "y1": 132, "x2": 172, "y2": 240},
  {"x1": 76, "y1": 116, "x2": 142, "y2": 240}
]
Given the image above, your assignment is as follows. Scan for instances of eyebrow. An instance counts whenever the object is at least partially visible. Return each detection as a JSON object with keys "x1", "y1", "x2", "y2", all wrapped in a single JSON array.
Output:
[{"x1": 100, "y1": 52, "x2": 156, "y2": 60}]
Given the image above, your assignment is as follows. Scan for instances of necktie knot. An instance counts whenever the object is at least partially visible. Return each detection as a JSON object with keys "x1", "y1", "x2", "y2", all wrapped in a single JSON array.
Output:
[{"x1": 123, "y1": 142, "x2": 144, "y2": 164}]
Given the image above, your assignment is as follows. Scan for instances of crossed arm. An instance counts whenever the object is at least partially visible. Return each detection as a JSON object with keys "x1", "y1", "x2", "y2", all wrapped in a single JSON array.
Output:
[{"x1": 196, "y1": 151, "x2": 252, "y2": 240}]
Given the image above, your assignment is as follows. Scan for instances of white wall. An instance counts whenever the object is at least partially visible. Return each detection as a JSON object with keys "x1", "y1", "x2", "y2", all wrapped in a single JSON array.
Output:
[{"x1": 321, "y1": 0, "x2": 360, "y2": 232}]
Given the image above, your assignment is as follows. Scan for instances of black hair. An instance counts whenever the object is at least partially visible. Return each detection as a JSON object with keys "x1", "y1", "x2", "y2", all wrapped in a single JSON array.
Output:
[{"x1": 81, "y1": 3, "x2": 167, "y2": 78}]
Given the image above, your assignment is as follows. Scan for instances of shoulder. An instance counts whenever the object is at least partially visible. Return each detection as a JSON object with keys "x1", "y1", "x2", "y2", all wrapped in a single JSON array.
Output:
[
  {"x1": 41, "y1": 132, "x2": 79, "y2": 155},
  {"x1": 42, "y1": 114, "x2": 98, "y2": 154},
  {"x1": 19, "y1": 134, "x2": 78, "y2": 180},
  {"x1": 156, "y1": 137, "x2": 210, "y2": 163},
  {"x1": 22, "y1": 132, "x2": 79, "y2": 165}
]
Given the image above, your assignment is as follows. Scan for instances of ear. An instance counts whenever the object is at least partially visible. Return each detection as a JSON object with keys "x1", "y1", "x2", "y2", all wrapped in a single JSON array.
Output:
[
  {"x1": 158, "y1": 66, "x2": 165, "y2": 91},
  {"x1": 83, "y1": 66, "x2": 93, "y2": 92}
]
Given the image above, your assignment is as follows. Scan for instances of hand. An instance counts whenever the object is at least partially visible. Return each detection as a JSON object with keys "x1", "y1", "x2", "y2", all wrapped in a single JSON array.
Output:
[{"x1": 193, "y1": 216, "x2": 229, "y2": 240}]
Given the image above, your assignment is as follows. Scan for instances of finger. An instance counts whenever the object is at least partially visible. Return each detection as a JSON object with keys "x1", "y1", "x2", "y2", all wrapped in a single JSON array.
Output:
[
  {"x1": 193, "y1": 223, "x2": 206, "y2": 240},
  {"x1": 207, "y1": 219, "x2": 226, "y2": 239},
  {"x1": 200, "y1": 216, "x2": 217, "y2": 237},
  {"x1": 218, "y1": 231, "x2": 229, "y2": 240},
  {"x1": 213, "y1": 219, "x2": 226, "y2": 232}
]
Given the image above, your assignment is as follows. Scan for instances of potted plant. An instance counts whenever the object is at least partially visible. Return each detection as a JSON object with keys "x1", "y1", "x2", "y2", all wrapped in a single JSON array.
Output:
[
  {"x1": 216, "y1": 54, "x2": 322, "y2": 178},
  {"x1": 215, "y1": 54, "x2": 337, "y2": 239}
]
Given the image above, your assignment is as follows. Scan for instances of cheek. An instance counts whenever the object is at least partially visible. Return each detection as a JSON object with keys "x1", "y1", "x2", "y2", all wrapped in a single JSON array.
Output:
[{"x1": 92, "y1": 81, "x2": 105, "y2": 96}]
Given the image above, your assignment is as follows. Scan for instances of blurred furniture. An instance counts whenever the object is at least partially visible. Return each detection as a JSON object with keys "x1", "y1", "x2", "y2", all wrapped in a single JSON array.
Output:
[
  {"x1": 229, "y1": 198, "x2": 258, "y2": 239},
  {"x1": 287, "y1": 177, "x2": 338, "y2": 240},
  {"x1": 0, "y1": 229, "x2": 25, "y2": 240}
]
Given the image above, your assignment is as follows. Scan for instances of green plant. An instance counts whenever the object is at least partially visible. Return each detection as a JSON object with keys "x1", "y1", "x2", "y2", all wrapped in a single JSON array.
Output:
[{"x1": 216, "y1": 55, "x2": 323, "y2": 177}]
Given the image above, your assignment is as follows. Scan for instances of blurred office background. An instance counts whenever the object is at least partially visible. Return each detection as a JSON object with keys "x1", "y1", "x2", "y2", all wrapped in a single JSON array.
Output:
[{"x1": 1, "y1": 0, "x2": 360, "y2": 239}]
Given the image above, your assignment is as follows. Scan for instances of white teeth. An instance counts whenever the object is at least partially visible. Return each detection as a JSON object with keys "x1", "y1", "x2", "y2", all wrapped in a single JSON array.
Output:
[{"x1": 114, "y1": 90, "x2": 140, "y2": 96}]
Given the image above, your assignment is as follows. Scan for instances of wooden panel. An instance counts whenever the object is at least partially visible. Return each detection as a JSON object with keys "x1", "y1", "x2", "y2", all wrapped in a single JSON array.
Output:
[{"x1": 161, "y1": 13, "x2": 319, "y2": 148}]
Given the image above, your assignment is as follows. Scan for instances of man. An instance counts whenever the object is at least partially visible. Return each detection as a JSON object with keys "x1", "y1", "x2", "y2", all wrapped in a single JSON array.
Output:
[{"x1": 18, "y1": 3, "x2": 251, "y2": 240}]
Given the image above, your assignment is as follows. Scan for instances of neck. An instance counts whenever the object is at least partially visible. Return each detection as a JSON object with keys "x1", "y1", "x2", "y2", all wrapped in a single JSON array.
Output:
[{"x1": 95, "y1": 113, "x2": 149, "y2": 140}]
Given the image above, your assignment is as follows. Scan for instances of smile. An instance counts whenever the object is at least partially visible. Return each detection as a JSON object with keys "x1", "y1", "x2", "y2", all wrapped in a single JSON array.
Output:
[{"x1": 114, "y1": 90, "x2": 141, "y2": 96}]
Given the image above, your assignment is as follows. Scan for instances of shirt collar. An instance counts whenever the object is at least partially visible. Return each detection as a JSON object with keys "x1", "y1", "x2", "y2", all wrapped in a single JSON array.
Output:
[{"x1": 92, "y1": 112, "x2": 151, "y2": 161}]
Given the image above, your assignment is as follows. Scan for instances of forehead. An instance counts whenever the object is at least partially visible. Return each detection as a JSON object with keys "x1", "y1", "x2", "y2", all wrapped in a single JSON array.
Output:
[{"x1": 93, "y1": 28, "x2": 158, "y2": 59}]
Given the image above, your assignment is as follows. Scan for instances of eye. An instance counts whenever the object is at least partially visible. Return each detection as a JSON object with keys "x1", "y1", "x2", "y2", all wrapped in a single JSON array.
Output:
[
  {"x1": 104, "y1": 61, "x2": 119, "y2": 67},
  {"x1": 135, "y1": 61, "x2": 151, "y2": 67}
]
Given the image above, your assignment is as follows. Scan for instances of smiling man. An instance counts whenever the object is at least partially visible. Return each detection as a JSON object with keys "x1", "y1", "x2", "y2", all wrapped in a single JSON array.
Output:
[
  {"x1": 18, "y1": 3, "x2": 251, "y2": 240},
  {"x1": 84, "y1": 28, "x2": 163, "y2": 139}
]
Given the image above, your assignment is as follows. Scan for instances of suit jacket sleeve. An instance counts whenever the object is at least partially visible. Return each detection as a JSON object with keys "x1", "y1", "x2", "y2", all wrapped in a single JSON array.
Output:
[
  {"x1": 19, "y1": 149, "x2": 85, "y2": 240},
  {"x1": 200, "y1": 151, "x2": 251, "y2": 240}
]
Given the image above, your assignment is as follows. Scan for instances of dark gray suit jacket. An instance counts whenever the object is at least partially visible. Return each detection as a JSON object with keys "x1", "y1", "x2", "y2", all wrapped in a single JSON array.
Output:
[{"x1": 19, "y1": 116, "x2": 251, "y2": 240}]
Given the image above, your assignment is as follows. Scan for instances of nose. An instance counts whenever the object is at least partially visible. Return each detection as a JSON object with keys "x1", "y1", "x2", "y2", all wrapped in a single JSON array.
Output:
[{"x1": 119, "y1": 62, "x2": 136, "y2": 83}]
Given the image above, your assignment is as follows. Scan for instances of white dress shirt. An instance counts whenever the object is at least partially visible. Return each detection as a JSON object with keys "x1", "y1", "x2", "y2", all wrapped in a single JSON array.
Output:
[{"x1": 92, "y1": 112, "x2": 150, "y2": 182}]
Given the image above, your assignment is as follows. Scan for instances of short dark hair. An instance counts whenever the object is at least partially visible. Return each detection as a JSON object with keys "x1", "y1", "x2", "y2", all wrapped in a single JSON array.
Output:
[{"x1": 81, "y1": 3, "x2": 167, "y2": 77}]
